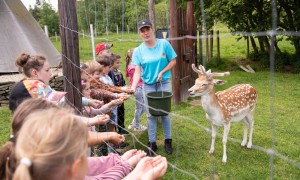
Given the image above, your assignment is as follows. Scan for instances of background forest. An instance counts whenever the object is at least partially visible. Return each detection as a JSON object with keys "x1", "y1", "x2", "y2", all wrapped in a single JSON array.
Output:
[{"x1": 29, "y1": 0, "x2": 300, "y2": 72}]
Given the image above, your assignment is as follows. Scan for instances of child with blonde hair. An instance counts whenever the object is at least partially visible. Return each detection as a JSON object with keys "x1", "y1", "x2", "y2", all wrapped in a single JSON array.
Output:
[
  {"x1": 82, "y1": 60, "x2": 130, "y2": 154},
  {"x1": 13, "y1": 108, "x2": 89, "y2": 180},
  {"x1": 10, "y1": 101, "x2": 167, "y2": 180}
]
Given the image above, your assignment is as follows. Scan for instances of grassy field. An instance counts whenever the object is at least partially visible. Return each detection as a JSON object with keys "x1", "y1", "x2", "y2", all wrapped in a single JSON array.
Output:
[{"x1": 1, "y1": 31, "x2": 299, "y2": 179}]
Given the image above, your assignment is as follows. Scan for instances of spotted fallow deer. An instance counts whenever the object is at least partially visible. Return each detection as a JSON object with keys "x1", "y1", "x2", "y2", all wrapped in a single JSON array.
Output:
[{"x1": 188, "y1": 64, "x2": 257, "y2": 163}]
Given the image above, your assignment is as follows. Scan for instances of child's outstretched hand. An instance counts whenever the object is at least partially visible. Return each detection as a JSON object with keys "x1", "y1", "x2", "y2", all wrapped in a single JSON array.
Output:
[
  {"x1": 92, "y1": 114, "x2": 110, "y2": 125},
  {"x1": 110, "y1": 98, "x2": 124, "y2": 107},
  {"x1": 121, "y1": 86, "x2": 134, "y2": 94},
  {"x1": 136, "y1": 156, "x2": 168, "y2": 180},
  {"x1": 108, "y1": 132, "x2": 125, "y2": 145},
  {"x1": 88, "y1": 99, "x2": 104, "y2": 108},
  {"x1": 121, "y1": 149, "x2": 138, "y2": 161},
  {"x1": 117, "y1": 92, "x2": 130, "y2": 100},
  {"x1": 126, "y1": 150, "x2": 147, "y2": 168}
]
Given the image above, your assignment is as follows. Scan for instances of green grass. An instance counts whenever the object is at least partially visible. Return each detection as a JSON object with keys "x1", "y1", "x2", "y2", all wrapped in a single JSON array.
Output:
[
  {"x1": 0, "y1": 106, "x2": 10, "y2": 145},
  {"x1": 1, "y1": 32, "x2": 300, "y2": 179},
  {"x1": 50, "y1": 32, "x2": 141, "y2": 63},
  {"x1": 122, "y1": 71, "x2": 300, "y2": 179}
]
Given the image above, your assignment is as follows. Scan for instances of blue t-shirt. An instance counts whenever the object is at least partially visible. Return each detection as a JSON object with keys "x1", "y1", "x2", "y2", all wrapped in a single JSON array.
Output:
[{"x1": 132, "y1": 39, "x2": 177, "y2": 85}]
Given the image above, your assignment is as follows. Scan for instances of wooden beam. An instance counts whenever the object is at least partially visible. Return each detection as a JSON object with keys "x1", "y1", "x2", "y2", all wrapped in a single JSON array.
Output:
[
  {"x1": 58, "y1": 0, "x2": 82, "y2": 112},
  {"x1": 170, "y1": 0, "x2": 180, "y2": 104}
]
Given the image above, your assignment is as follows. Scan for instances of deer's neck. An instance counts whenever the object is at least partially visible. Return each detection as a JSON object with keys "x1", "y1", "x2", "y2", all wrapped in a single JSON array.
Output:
[{"x1": 201, "y1": 86, "x2": 219, "y2": 113}]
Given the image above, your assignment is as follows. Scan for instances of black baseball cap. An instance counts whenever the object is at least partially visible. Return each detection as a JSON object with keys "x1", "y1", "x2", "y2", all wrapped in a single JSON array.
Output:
[{"x1": 138, "y1": 20, "x2": 152, "y2": 30}]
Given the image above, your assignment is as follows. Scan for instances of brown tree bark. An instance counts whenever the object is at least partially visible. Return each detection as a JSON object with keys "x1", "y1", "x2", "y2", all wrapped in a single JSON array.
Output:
[
  {"x1": 58, "y1": 0, "x2": 82, "y2": 112},
  {"x1": 148, "y1": 0, "x2": 155, "y2": 29},
  {"x1": 250, "y1": 36, "x2": 259, "y2": 55}
]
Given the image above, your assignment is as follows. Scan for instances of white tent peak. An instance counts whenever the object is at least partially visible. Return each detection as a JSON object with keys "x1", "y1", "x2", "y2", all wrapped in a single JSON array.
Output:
[{"x1": 0, "y1": 0, "x2": 61, "y2": 73}]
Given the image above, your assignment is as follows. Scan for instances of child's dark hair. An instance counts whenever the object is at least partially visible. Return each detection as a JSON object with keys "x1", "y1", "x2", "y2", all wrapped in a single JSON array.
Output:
[
  {"x1": 97, "y1": 55, "x2": 111, "y2": 67},
  {"x1": 110, "y1": 53, "x2": 121, "y2": 65}
]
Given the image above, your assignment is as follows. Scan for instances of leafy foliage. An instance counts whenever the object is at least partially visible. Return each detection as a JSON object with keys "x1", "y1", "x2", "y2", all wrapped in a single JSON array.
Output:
[
  {"x1": 76, "y1": 0, "x2": 169, "y2": 34},
  {"x1": 29, "y1": 2, "x2": 59, "y2": 36},
  {"x1": 190, "y1": 0, "x2": 300, "y2": 57}
]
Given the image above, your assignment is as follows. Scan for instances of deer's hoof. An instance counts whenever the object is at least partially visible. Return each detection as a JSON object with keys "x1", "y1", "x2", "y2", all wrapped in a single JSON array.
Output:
[
  {"x1": 208, "y1": 149, "x2": 214, "y2": 154},
  {"x1": 247, "y1": 143, "x2": 252, "y2": 149},
  {"x1": 241, "y1": 141, "x2": 247, "y2": 147},
  {"x1": 222, "y1": 159, "x2": 227, "y2": 164}
]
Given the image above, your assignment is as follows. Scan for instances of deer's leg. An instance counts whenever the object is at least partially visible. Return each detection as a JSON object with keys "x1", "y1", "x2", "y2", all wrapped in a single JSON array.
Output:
[
  {"x1": 247, "y1": 115, "x2": 255, "y2": 148},
  {"x1": 245, "y1": 108, "x2": 255, "y2": 148},
  {"x1": 222, "y1": 123, "x2": 231, "y2": 163},
  {"x1": 209, "y1": 124, "x2": 217, "y2": 154},
  {"x1": 247, "y1": 119, "x2": 254, "y2": 148},
  {"x1": 241, "y1": 119, "x2": 249, "y2": 147}
]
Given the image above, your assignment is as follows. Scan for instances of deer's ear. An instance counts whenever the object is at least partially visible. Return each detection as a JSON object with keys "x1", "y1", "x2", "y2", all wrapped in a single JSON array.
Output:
[{"x1": 213, "y1": 79, "x2": 226, "y2": 85}]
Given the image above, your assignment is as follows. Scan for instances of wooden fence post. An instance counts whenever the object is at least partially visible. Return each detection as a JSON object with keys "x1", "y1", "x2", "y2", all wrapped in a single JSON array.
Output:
[
  {"x1": 199, "y1": 29, "x2": 203, "y2": 64},
  {"x1": 216, "y1": 30, "x2": 220, "y2": 61},
  {"x1": 170, "y1": 0, "x2": 180, "y2": 104},
  {"x1": 209, "y1": 30, "x2": 214, "y2": 60},
  {"x1": 205, "y1": 30, "x2": 209, "y2": 62},
  {"x1": 58, "y1": 0, "x2": 82, "y2": 112}
]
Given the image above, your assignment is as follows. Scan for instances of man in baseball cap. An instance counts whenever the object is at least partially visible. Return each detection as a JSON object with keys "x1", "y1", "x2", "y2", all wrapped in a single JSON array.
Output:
[
  {"x1": 138, "y1": 20, "x2": 153, "y2": 30},
  {"x1": 95, "y1": 42, "x2": 113, "y2": 57},
  {"x1": 131, "y1": 19, "x2": 177, "y2": 156}
]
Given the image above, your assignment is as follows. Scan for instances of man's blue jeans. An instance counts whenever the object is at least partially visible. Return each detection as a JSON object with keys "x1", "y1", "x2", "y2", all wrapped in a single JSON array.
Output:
[{"x1": 143, "y1": 80, "x2": 172, "y2": 143}]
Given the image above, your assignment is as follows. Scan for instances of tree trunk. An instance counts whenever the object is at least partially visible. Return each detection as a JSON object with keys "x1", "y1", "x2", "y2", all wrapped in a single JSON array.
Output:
[
  {"x1": 294, "y1": 39, "x2": 300, "y2": 55},
  {"x1": 199, "y1": 28, "x2": 203, "y2": 62},
  {"x1": 148, "y1": 0, "x2": 155, "y2": 29},
  {"x1": 274, "y1": 37, "x2": 281, "y2": 53},
  {"x1": 263, "y1": 36, "x2": 270, "y2": 54},
  {"x1": 250, "y1": 36, "x2": 259, "y2": 55},
  {"x1": 209, "y1": 30, "x2": 213, "y2": 60},
  {"x1": 258, "y1": 37, "x2": 266, "y2": 53}
]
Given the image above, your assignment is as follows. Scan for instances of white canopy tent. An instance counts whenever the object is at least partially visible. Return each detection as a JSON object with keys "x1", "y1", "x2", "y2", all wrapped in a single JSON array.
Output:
[{"x1": 0, "y1": 0, "x2": 61, "y2": 73}]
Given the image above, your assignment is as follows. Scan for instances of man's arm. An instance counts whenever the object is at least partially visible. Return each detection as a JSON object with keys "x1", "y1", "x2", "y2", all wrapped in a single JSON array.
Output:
[{"x1": 157, "y1": 59, "x2": 176, "y2": 82}]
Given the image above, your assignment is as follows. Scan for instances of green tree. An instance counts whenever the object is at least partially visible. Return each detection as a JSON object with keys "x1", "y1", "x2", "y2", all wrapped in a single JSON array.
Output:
[
  {"x1": 277, "y1": 0, "x2": 300, "y2": 54},
  {"x1": 190, "y1": 0, "x2": 300, "y2": 55},
  {"x1": 76, "y1": 0, "x2": 169, "y2": 34},
  {"x1": 77, "y1": 0, "x2": 125, "y2": 34},
  {"x1": 154, "y1": 1, "x2": 170, "y2": 29},
  {"x1": 29, "y1": 2, "x2": 59, "y2": 36}
]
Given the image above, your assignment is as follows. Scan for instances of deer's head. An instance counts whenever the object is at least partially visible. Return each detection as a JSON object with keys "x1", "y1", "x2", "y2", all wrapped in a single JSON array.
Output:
[{"x1": 188, "y1": 64, "x2": 230, "y2": 97}]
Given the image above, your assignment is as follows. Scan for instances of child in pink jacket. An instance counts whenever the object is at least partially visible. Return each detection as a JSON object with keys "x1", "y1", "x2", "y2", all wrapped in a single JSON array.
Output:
[{"x1": 125, "y1": 48, "x2": 147, "y2": 132}]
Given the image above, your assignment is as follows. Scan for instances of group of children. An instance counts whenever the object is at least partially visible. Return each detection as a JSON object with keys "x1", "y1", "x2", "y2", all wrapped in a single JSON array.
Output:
[
  {"x1": 0, "y1": 42, "x2": 167, "y2": 179},
  {"x1": 79, "y1": 42, "x2": 148, "y2": 155},
  {"x1": 0, "y1": 98, "x2": 167, "y2": 180},
  {"x1": 94, "y1": 42, "x2": 147, "y2": 132}
]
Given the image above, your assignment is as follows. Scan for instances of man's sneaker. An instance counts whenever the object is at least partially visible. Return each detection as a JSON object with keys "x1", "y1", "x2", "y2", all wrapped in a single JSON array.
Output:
[
  {"x1": 134, "y1": 125, "x2": 147, "y2": 131},
  {"x1": 128, "y1": 124, "x2": 136, "y2": 130}
]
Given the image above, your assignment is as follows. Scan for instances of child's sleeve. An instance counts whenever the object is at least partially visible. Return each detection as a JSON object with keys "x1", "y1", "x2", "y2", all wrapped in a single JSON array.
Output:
[{"x1": 85, "y1": 154, "x2": 131, "y2": 179}]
